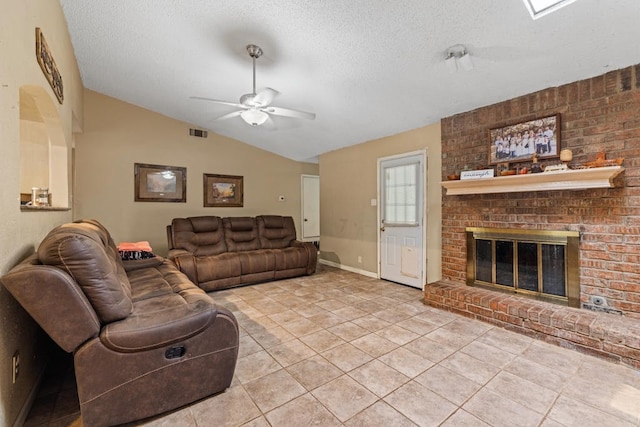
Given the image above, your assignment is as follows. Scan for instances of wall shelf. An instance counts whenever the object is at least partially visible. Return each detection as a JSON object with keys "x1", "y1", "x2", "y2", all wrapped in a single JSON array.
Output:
[{"x1": 441, "y1": 166, "x2": 624, "y2": 195}]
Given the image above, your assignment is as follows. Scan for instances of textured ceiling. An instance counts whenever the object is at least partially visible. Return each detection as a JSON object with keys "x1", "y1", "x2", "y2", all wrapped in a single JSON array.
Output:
[{"x1": 60, "y1": 0, "x2": 640, "y2": 162}]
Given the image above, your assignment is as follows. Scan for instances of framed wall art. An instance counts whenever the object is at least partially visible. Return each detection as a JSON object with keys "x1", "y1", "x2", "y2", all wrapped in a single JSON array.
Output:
[
  {"x1": 36, "y1": 27, "x2": 64, "y2": 104},
  {"x1": 489, "y1": 114, "x2": 560, "y2": 165},
  {"x1": 204, "y1": 173, "x2": 244, "y2": 207},
  {"x1": 134, "y1": 163, "x2": 186, "y2": 202}
]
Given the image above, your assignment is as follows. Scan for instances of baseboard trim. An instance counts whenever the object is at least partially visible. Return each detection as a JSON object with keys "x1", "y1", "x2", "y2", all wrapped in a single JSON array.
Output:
[
  {"x1": 318, "y1": 259, "x2": 378, "y2": 279},
  {"x1": 12, "y1": 363, "x2": 47, "y2": 427}
]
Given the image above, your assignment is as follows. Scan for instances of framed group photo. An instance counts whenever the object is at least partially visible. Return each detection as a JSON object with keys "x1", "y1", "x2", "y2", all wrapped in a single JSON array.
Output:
[{"x1": 489, "y1": 114, "x2": 560, "y2": 165}]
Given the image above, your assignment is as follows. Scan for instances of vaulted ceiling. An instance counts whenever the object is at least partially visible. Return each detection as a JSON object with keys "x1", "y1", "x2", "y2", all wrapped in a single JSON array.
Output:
[{"x1": 60, "y1": 0, "x2": 640, "y2": 162}]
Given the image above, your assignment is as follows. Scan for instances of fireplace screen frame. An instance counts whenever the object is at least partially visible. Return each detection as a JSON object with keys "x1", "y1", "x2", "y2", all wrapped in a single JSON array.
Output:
[{"x1": 466, "y1": 227, "x2": 580, "y2": 307}]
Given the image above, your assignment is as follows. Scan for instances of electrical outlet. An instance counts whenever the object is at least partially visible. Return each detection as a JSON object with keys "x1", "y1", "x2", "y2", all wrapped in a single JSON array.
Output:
[{"x1": 12, "y1": 351, "x2": 19, "y2": 384}]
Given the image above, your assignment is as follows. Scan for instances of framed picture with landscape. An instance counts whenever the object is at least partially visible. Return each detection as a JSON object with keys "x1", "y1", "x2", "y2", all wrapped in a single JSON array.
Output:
[
  {"x1": 204, "y1": 173, "x2": 243, "y2": 207},
  {"x1": 488, "y1": 114, "x2": 560, "y2": 165},
  {"x1": 134, "y1": 163, "x2": 186, "y2": 202}
]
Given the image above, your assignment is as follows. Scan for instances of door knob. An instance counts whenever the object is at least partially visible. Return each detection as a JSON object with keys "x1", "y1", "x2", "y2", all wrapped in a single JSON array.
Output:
[
  {"x1": 304, "y1": 218, "x2": 308, "y2": 222},
  {"x1": 380, "y1": 226, "x2": 385, "y2": 232}
]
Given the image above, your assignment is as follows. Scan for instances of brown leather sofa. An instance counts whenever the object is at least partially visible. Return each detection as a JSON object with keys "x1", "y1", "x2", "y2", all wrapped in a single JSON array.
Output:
[
  {"x1": 1, "y1": 220, "x2": 239, "y2": 427},
  {"x1": 167, "y1": 215, "x2": 317, "y2": 292}
]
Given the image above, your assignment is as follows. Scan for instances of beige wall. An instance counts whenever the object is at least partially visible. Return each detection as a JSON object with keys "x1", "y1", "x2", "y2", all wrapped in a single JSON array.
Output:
[
  {"x1": 74, "y1": 90, "x2": 318, "y2": 256},
  {"x1": 0, "y1": 1, "x2": 83, "y2": 426},
  {"x1": 319, "y1": 124, "x2": 442, "y2": 284}
]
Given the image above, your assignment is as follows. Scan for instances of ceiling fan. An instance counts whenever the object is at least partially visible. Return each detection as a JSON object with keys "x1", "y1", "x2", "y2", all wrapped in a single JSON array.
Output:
[{"x1": 191, "y1": 44, "x2": 316, "y2": 127}]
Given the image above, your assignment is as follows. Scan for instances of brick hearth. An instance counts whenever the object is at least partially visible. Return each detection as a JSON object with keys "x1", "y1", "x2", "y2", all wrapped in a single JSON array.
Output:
[{"x1": 425, "y1": 281, "x2": 640, "y2": 369}]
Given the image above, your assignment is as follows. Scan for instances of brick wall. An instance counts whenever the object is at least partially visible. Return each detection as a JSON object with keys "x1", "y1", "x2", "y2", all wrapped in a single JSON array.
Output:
[{"x1": 440, "y1": 65, "x2": 640, "y2": 319}]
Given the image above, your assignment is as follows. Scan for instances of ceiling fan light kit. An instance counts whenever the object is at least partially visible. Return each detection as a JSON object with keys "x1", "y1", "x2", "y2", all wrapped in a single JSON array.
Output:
[
  {"x1": 191, "y1": 44, "x2": 315, "y2": 127},
  {"x1": 241, "y1": 109, "x2": 269, "y2": 126}
]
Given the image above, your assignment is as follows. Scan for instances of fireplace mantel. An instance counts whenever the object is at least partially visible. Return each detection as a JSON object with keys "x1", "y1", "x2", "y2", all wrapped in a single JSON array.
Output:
[{"x1": 442, "y1": 166, "x2": 624, "y2": 195}]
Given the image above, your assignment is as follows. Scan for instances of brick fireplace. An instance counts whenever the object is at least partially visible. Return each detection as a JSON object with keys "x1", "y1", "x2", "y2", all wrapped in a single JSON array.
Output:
[
  {"x1": 437, "y1": 64, "x2": 640, "y2": 319},
  {"x1": 423, "y1": 65, "x2": 640, "y2": 367}
]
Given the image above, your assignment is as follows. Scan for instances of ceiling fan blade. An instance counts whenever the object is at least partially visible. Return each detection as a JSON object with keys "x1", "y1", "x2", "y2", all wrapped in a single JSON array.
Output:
[
  {"x1": 264, "y1": 106, "x2": 316, "y2": 120},
  {"x1": 190, "y1": 96, "x2": 244, "y2": 108},
  {"x1": 253, "y1": 88, "x2": 279, "y2": 107},
  {"x1": 262, "y1": 116, "x2": 278, "y2": 131},
  {"x1": 213, "y1": 110, "x2": 243, "y2": 121}
]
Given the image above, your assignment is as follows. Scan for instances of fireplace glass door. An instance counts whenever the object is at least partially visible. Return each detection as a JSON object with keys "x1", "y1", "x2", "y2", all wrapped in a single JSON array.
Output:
[{"x1": 467, "y1": 228, "x2": 579, "y2": 307}]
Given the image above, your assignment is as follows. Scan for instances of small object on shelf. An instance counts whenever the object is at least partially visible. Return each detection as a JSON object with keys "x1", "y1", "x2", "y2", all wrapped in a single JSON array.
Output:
[
  {"x1": 518, "y1": 167, "x2": 528, "y2": 174},
  {"x1": 560, "y1": 149, "x2": 573, "y2": 165},
  {"x1": 530, "y1": 154, "x2": 543, "y2": 173},
  {"x1": 461, "y1": 169, "x2": 494, "y2": 180},
  {"x1": 30, "y1": 187, "x2": 50, "y2": 207},
  {"x1": 583, "y1": 151, "x2": 624, "y2": 168},
  {"x1": 447, "y1": 174, "x2": 460, "y2": 180},
  {"x1": 31, "y1": 187, "x2": 39, "y2": 205},
  {"x1": 500, "y1": 170, "x2": 516, "y2": 176},
  {"x1": 37, "y1": 188, "x2": 49, "y2": 206},
  {"x1": 544, "y1": 164, "x2": 569, "y2": 172}
]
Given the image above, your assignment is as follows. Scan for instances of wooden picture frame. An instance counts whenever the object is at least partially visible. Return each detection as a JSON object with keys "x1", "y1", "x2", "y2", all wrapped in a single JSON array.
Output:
[
  {"x1": 204, "y1": 174, "x2": 243, "y2": 207},
  {"x1": 134, "y1": 163, "x2": 186, "y2": 202},
  {"x1": 35, "y1": 27, "x2": 64, "y2": 104},
  {"x1": 489, "y1": 114, "x2": 560, "y2": 165}
]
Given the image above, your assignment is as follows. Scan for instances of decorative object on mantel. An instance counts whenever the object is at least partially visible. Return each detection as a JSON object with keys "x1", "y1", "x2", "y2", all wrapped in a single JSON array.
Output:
[
  {"x1": 582, "y1": 151, "x2": 624, "y2": 168},
  {"x1": 530, "y1": 153, "x2": 543, "y2": 173},
  {"x1": 488, "y1": 114, "x2": 560, "y2": 165},
  {"x1": 35, "y1": 28, "x2": 63, "y2": 104},
  {"x1": 560, "y1": 148, "x2": 573, "y2": 165},
  {"x1": 461, "y1": 169, "x2": 494, "y2": 180},
  {"x1": 447, "y1": 174, "x2": 460, "y2": 181}
]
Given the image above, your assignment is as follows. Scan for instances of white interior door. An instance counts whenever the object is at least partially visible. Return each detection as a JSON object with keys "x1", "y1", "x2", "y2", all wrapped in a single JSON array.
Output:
[
  {"x1": 379, "y1": 153, "x2": 425, "y2": 289},
  {"x1": 301, "y1": 175, "x2": 320, "y2": 241}
]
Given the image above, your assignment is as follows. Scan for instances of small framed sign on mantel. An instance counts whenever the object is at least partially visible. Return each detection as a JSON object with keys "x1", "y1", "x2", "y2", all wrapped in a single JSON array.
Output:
[{"x1": 461, "y1": 169, "x2": 495, "y2": 180}]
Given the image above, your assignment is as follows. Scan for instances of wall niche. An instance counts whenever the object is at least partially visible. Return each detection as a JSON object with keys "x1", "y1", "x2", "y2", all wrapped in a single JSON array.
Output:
[{"x1": 19, "y1": 85, "x2": 69, "y2": 210}]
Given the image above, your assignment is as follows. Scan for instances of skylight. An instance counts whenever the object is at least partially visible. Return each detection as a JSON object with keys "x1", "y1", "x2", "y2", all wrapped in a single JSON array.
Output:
[{"x1": 522, "y1": 0, "x2": 579, "y2": 19}]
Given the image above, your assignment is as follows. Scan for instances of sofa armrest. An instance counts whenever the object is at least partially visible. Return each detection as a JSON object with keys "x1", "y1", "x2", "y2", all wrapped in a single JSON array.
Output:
[
  {"x1": 101, "y1": 296, "x2": 218, "y2": 352},
  {"x1": 168, "y1": 250, "x2": 198, "y2": 284},
  {"x1": 1, "y1": 255, "x2": 101, "y2": 352},
  {"x1": 122, "y1": 256, "x2": 164, "y2": 272},
  {"x1": 291, "y1": 241, "x2": 318, "y2": 275}
]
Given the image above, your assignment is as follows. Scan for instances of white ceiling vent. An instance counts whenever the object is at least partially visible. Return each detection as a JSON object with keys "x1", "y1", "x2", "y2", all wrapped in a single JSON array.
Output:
[{"x1": 189, "y1": 128, "x2": 208, "y2": 138}]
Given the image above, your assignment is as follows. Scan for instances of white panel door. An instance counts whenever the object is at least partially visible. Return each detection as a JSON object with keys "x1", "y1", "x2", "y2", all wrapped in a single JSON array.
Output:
[
  {"x1": 301, "y1": 175, "x2": 320, "y2": 240},
  {"x1": 379, "y1": 153, "x2": 424, "y2": 289}
]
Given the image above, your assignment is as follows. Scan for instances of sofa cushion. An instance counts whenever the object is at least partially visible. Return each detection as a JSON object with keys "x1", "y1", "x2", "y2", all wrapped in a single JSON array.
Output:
[
  {"x1": 257, "y1": 215, "x2": 296, "y2": 249},
  {"x1": 100, "y1": 294, "x2": 216, "y2": 352},
  {"x1": 223, "y1": 217, "x2": 260, "y2": 252},
  {"x1": 171, "y1": 217, "x2": 227, "y2": 256},
  {"x1": 196, "y1": 252, "x2": 242, "y2": 283},
  {"x1": 37, "y1": 222, "x2": 133, "y2": 323}
]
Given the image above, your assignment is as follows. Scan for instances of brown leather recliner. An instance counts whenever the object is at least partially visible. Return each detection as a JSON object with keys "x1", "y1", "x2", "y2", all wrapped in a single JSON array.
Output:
[
  {"x1": 167, "y1": 215, "x2": 317, "y2": 292},
  {"x1": 1, "y1": 219, "x2": 239, "y2": 427}
]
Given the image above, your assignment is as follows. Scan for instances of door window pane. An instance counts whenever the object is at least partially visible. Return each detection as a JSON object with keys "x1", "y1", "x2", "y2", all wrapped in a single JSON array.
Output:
[{"x1": 385, "y1": 163, "x2": 418, "y2": 225}]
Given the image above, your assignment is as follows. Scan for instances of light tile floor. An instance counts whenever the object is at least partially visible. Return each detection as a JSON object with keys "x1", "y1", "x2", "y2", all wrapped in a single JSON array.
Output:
[{"x1": 26, "y1": 265, "x2": 640, "y2": 426}]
